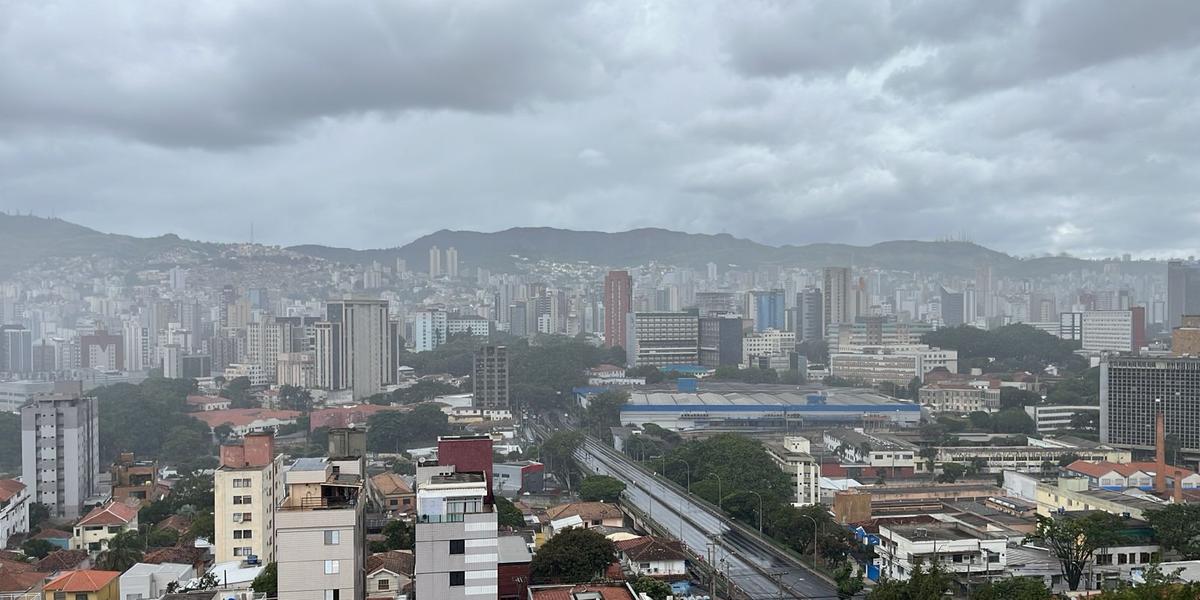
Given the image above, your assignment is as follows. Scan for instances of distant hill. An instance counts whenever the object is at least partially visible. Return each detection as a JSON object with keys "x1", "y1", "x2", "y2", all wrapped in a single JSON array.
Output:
[{"x1": 0, "y1": 214, "x2": 1165, "y2": 278}]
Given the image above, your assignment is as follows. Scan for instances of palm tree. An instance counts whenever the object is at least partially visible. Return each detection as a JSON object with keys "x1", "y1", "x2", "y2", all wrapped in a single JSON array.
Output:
[{"x1": 98, "y1": 531, "x2": 145, "y2": 572}]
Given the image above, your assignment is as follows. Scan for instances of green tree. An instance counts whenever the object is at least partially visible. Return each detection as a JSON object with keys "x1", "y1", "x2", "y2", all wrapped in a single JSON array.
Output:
[
  {"x1": 187, "y1": 511, "x2": 215, "y2": 541},
  {"x1": 213, "y1": 424, "x2": 235, "y2": 444},
  {"x1": 221, "y1": 376, "x2": 254, "y2": 408},
  {"x1": 21, "y1": 538, "x2": 55, "y2": 559},
  {"x1": 0, "y1": 412, "x2": 19, "y2": 472},
  {"x1": 971, "y1": 577, "x2": 1053, "y2": 600},
  {"x1": 867, "y1": 560, "x2": 952, "y2": 599},
  {"x1": 529, "y1": 528, "x2": 615, "y2": 584},
  {"x1": 999, "y1": 388, "x2": 1042, "y2": 410},
  {"x1": 1027, "y1": 512, "x2": 1127, "y2": 591},
  {"x1": 968, "y1": 411, "x2": 992, "y2": 430},
  {"x1": 251, "y1": 562, "x2": 277, "y2": 596},
  {"x1": 582, "y1": 390, "x2": 629, "y2": 440},
  {"x1": 278, "y1": 385, "x2": 313, "y2": 413},
  {"x1": 579, "y1": 475, "x2": 626, "y2": 503},
  {"x1": 1146, "y1": 504, "x2": 1200, "y2": 560},
  {"x1": 937, "y1": 462, "x2": 968, "y2": 483},
  {"x1": 834, "y1": 561, "x2": 864, "y2": 600},
  {"x1": 146, "y1": 528, "x2": 179, "y2": 548},
  {"x1": 993, "y1": 408, "x2": 1035, "y2": 434},
  {"x1": 97, "y1": 530, "x2": 145, "y2": 572},
  {"x1": 632, "y1": 576, "x2": 672, "y2": 600},
  {"x1": 541, "y1": 431, "x2": 584, "y2": 486},
  {"x1": 494, "y1": 496, "x2": 526, "y2": 529},
  {"x1": 382, "y1": 519, "x2": 414, "y2": 550},
  {"x1": 28, "y1": 502, "x2": 49, "y2": 531},
  {"x1": 162, "y1": 426, "x2": 210, "y2": 468},
  {"x1": 1090, "y1": 564, "x2": 1200, "y2": 599}
]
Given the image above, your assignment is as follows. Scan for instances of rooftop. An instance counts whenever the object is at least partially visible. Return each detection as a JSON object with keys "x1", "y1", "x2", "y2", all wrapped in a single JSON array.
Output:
[
  {"x1": 44, "y1": 570, "x2": 120, "y2": 593},
  {"x1": 0, "y1": 479, "x2": 26, "y2": 502},
  {"x1": 886, "y1": 524, "x2": 998, "y2": 542},
  {"x1": 77, "y1": 501, "x2": 138, "y2": 526},
  {"x1": 528, "y1": 583, "x2": 637, "y2": 600},
  {"x1": 497, "y1": 535, "x2": 533, "y2": 564}
]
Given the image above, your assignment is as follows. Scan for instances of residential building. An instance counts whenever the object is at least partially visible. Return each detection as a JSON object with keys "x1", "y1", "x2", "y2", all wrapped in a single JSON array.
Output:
[
  {"x1": 437, "y1": 435, "x2": 496, "y2": 504},
  {"x1": 109, "y1": 453, "x2": 163, "y2": 505},
  {"x1": 919, "y1": 384, "x2": 1001, "y2": 413},
  {"x1": 544, "y1": 502, "x2": 624, "y2": 536},
  {"x1": 698, "y1": 316, "x2": 743, "y2": 368},
  {"x1": 750, "y1": 290, "x2": 786, "y2": 332},
  {"x1": 276, "y1": 430, "x2": 368, "y2": 600},
  {"x1": 527, "y1": 584, "x2": 638, "y2": 600},
  {"x1": 826, "y1": 319, "x2": 934, "y2": 354},
  {"x1": 192, "y1": 408, "x2": 301, "y2": 437},
  {"x1": 41, "y1": 570, "x2": 120, "y2": 600},
  {"x1": 429, "y1": 245, "x2": 442, "y2": 277},
  {"x1": 185, "y1": 395, "x2": 231, "y2": 412},
  {"x1": 223, "y1": 363, "x2": 267, "y2": 387},
  {"x1": 411, "y1": 309, "x2": 448, "y2": 352},
  {"x1": 875, "y1": 523, "x2": 1006, "y2": 582},
  {"x1": 939, "y1": 286, "x2": 965, "y2": 327},
  {"x1": 277, "y1": 352, "x2": 316, "y2": 388},
  {"x1": 79, "y1": 331, "x2": 123, "y2": 371},
  {"x1": 214, "y1": 432, "x2": 284, "y2": 564},
  {"x1": 1059, "y1": 311, "x2": 1084, "y2": 341},
  {"x1": 604, "y1": 271, "x2": 633, "y2": 349},
  {"x1": 414, "y1": 472, "x2": 497, "y2": 600},
  {"x1": 0, "y1": 325, "x2": 33, "y2": 374},
  {"x1": 615, "y1": 536, "x2": 688, "y2": 578},
  {"x1": 823, "y1": 267, "x2": 854, "y2": 331},
  {"x1": 792, "y1": 287, "x2": 824, "y2": 343},
  {"x1": 473, "y1": 345, "x2": 509, "y2": 410},
  {"x1": 765, "y1": 437, "x2": 820, "y2": 506},
  {"x1": 1082, "y1": 309, "x2": 1145, "y2": 353},
  {"x1": 1101, "y1": 355, "x2": 1200, "y2": 452},
  {"x1": 118, "y1": 563, "x2": 194, "y2": 600},
  {"x1": 1024, "y1": 405, "x2": 1100, "y2": 433},
  {"x1": 20, "y1": 384, "x2": 99, "y2": 519},
  {"x1": 445, "y1": 246, "x2": 459, "y2": 279},
  {"x1": 625, "y1": 312, "x2": 699, "y2": 368},
  {"x1": 0, "y1": 479, "x2": 30, "y2": 550},
  {"x1": 315, "y1": 298, "x2": 395, "y2": 399},
  {"x1": 71, "y1": 502, "x2": 138, "y2": 553},
  {"x1": 497, "y1": 536, "x2": 533, "y2": 600},
  {"x1": 829, "y1": 346, "x2": 958, "y2": 386},
  {"x1": 368, "y1": 472, "x2": 415, "y2": 517},
  {"x1": 741, "y1": 329, "x2": 795, "y2": 367},
  {"x1": 366, "y1": 550, "x2": 414, "y2": 600}
]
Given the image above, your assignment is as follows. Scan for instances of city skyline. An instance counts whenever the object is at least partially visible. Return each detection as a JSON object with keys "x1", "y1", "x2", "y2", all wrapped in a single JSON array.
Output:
[{"x1": 3, "y1": 2, "x2": 1200, "y2": 257}]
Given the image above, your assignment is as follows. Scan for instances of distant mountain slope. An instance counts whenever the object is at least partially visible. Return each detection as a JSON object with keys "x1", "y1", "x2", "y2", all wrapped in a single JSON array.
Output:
[{"x1": 0, "y1": 214, "x2": 1163, "y2": 278}]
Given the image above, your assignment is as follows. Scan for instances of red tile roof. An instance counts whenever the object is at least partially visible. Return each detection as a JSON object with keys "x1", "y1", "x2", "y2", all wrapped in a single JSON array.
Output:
[
  {"x1": 77, "y1": 501, "x2": 138, "y2": 526},
  {"x1": 616, "y1": 537, "x2": 687, "y2": 563},
  {"x1": 546, "y1": 502, "x2": 624, "y2": 523},
  {"x1": 0, "y1": 567, "x2": 47, "y2": 594},
  {"x1": 366, "y1": 550, "x2": 414, "y2": 578},
  {"x1": 529, "y1": 584, "x2": 636, "y2": 600},
  {"x1": 190, "y1": 408, "x2": 301, "y2": 429},
  {"x1": 0, "y1": 479, "x2": 26, "y2": 502},
  {"x1": 370, "y1": 472, "x2": 413, "y2": 496},
  {"x1": 35, "y1": 550, "x2": 89, "y2": 573},
  {"x1": 32, "y1": 528, "x2": 72, "y2": 540},
  {"x1": 1065, "y1": 460, "x2": 1200, "y2": 480},
  {"x1": 309, "y1": 404, "x2": 404, "y2": 431},
  {"x1": 43, "y1": 570, "x2": 119, "y2": 593}
]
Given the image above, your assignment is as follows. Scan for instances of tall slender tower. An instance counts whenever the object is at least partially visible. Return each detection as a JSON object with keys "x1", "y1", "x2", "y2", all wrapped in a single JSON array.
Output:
[
  {"x1": 429, "y1": 246, "x2": 442, "y2": 277},
  {"x1": 445, "y1": 246, "x2": 459, "y2": 278},
  {"x1": 822, "y1": 267, "x2": 852, "y2": 331},
  {"x1": 604, "y1": 271, "x2": 633, "y2": 349}
]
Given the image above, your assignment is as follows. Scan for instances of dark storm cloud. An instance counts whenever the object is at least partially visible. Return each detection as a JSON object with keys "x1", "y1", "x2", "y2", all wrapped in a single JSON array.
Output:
[{"x1": 0, "y1": 0, "x2": 1199, "y2": 258}]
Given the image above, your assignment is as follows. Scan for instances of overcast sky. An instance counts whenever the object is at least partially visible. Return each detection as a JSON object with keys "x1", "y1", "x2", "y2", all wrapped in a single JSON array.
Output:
[{"x1": 2, "y1": 1, "x2": 1198, "y2": 258}]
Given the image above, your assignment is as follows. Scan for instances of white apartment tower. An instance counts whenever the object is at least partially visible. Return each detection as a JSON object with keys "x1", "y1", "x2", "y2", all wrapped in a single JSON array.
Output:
[
  {"x1": 823, "y1": 267, "x2": 853, "y2": 330},
  {"x1": 429, "y1": 246, "x2": 442, "y2": 278},
  {"x1": 446, "y1": 246, "x2": 460, "y2": 278},
  {"x1": 214, "y1": 432, "x2": 284, "y2": 564},
  {"x1": 314, "y1": 299, "x2": 395, "y2": 399},
  {"x1": 20, "y1": 383, "x2": 99, "y2": 519}
]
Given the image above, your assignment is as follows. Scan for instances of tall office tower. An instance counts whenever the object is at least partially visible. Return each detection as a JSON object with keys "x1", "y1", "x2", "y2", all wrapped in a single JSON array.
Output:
[
  {"x1": 122, "y1": 320, "x2": 150, "y2": 372},
  {"x1": 214, "y1": 433, "x2": 283, "y2": 564},
  {"x1": 603, "y1": 271, "x2": 634, "y2": 349},
  {"x1": 707, "y1": 262, "x2": 718, "y2": 281},
  {"x1": 938, "y1": 286, "x2": 965, "y2": 327},
  {"x1": 445, "y1": 246, "x2": 459, "y2": 278},
  {"x1": 751, "y1": 290, "x2": 786, "y2": 332},
  {"x1": 429, "y1": 245, "x2": 442, "y2": 277},
  {"x1": 0, "y1": 325, "x2": 33, "y2": 374},
  {"x1": 1102, "y1": 355, "x2": 1200, "y2": 453},
  {"x1": 1082, "y1": 309, "x2": 1145, "y2": 353},
  {"x1": 698, "y1": 316, "x2": 743, "y2": 367},
  {"x1": 794, "y1": 288, "x2": 824, "y2": 342},
  {"x1": 411, "y1": 309, "x2": 448, "y2": 352},
  {"x1": 21, "y1": 383, "x2": 98, "y2": 519},
  {"x1": 1167, "y1": 260, "x2": 1200, "y2": 330},
  {"x1": 507, "y1": 302, "x2": 528, "y2": 337},
  {"x1": 314, "y1": 299, "x2": 395, "y2": 399},
  {"x1": 473, "y1": 345, "x2": 509, "y2": 410},
  {"x1": 245, "y1": 319, "x2": 283, "y2": 385},
  {"x1": 975, "y1": 265, "x2": 994, "y2": 318},
  {"x1": 396, "y1": 257, "x2": 408, "y2": 274},
  {"x1": 31, "y1": 342, "x2": 55, "y2": 372},
  {"x1": 625, "y1": 312, "x2": 700, "y2": 368},
  {"x1": 823, "y1": 267, "x2": 852, "y2": 330},
  {"x1": 277, "y1": 429, "x2": 367, "y2": 600}
]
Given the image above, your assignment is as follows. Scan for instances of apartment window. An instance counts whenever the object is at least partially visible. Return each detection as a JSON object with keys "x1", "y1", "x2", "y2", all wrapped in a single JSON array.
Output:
[
  {"x1": 234, "y1": 547, "x2": 253, "y2": 557},
  {"x1": 76, "y1": 594, "x2": 88, "y2": 600},
  {"x1": 232, "y1": 478, "x2": 252, "y2": 488},
  {"x1": 378, "y1": 580, "x2": 390, "y2": 591},
  {"x1": 324, "y1": 560, "x2": 340, "y2": 575},
  {"x1": 449, "y1": 539, "x2": 465, "y2": 555},
  {"x1": 233, "y1": 495, "x2": 252, "y2": 504},
  {"x1": 54, "y1": 593, "x2": 65, "y2": 600},
  {"x1": 234, "y1": 529, "x2": 252, "y2": 539},
  {"x1": 324, "y1": 530, "x2": 340, "y2": 545},
  {"x1": 323, "y1": 591, "x2": 339, "y2": 600},
  {"x1": 449, "y1": 571, "x2": 465, "y2": 587}
]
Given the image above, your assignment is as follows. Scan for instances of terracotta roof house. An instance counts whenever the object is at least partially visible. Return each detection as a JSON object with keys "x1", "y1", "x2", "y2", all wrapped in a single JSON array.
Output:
[
  {"x1": 72, "y1": 502, "x2": 139, "y2": 553},
  {"x1": 36, "y1": 550, "x2": 91, "y2": 573},
  {"x1": 544, "y1": 502, "x2": 624, "y2": 537},
  {"x1": 41, "y1": 569, "x2": 120, "y2": 600},
  {"x1": 369, "y1": 472, "x2": 415, "y2": 516},
  {"x1": 614, "y1": 536, "x2": 688, "y2": 578},
  {"x1": 527, "y1": 583, "x2": 638, "y2": 600},
  {"x1": 365, "y1": 550, "x2": 414, "y2": 600}
]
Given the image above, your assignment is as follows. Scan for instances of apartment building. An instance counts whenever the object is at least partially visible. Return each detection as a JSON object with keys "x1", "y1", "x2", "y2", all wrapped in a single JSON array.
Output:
[
  {"x1": 625, "y1": 312, "x2": 699, "y2": 368},
  {"x1": 765, "y1": 437, "x2": 820, "y2": 506},
  {"x1": 20, "y1": 384, "x2": 99, "y2": 519},
  {"x1": 0, "y1": 479, "x2": 29, "y2": 550},
  {"x1": 214, "y1": 432, "x2": 284, "y2": 564},
  {"x1": 415, "y1": 472, "x2": 498, "y2": 599},
  {"x1": 875, "y1": 523, "x2": 1007, "y2": 582}
]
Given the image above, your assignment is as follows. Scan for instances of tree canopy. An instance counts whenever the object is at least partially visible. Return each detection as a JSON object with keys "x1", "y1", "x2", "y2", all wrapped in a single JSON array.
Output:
[
  {"x1": 529, "y1": 528, "x2": 616, "y2": 584},
  {"x1": 92, "y1": 379, "x2": 213, "y2": 466},
  {"x1": 867, "y1": 560, "x2": 952, "y2": 599},
  {"x1": 579, "y1": 475, "x2": 626, "y2": 503},
  {"x1": 0, "y1": 412, "x2": 19, "y2": 473},
  {"x1": 366, "y1": 404, "x2": 449, "y2": 452},
  {"x1": 494, "y1": 495, "x2": 526, "y2": 529},
  {"x1": 1027, "y1": 512, "x2": 1127, "y2": 591},
  {"x1": 922, "y1": 324, "x2": 1085, "y2": 374},
  {"x1": 1145, "y1": 504, "x2": 1200, "y2": 560},
  {"x1": 632, "y1": 577, "x2": 672, "y2": 600},
  {"x1": 970, "y1": 577, "x2": 1052, "y2": 600}
]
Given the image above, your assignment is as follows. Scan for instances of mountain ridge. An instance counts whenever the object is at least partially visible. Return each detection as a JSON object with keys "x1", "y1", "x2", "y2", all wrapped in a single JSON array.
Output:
[{"x1": 0, "y1": 213, "x2": 1162, "y2": 278}]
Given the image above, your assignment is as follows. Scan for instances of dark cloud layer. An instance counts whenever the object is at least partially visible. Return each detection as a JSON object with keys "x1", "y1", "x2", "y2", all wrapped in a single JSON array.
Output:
[{"x1": 0, "y1": 0, "x2": 1198, "y2": 258}]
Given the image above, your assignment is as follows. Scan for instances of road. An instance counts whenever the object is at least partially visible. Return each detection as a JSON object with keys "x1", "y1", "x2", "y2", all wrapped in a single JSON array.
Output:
[{"x1": 574, "y1": 436, "x2": 841, "y2": 600}]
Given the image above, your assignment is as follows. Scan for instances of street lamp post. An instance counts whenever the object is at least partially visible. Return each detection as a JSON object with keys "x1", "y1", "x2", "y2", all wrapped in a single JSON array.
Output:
[
  {"x1": 746, "y1": 490, "x2": 764, "y2": 533},
  {"x1": 708, "y1": 472, "x2": 724, "y2": 509},
  {"x1": 658, "y1": 456, "x2": 691, "y2": 492},
  {"x1": 798, "y1": 513, "x2": 820, "y2": 570}
]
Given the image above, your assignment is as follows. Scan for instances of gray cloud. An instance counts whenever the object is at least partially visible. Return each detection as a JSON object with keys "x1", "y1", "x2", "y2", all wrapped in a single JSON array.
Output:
[{"x1": 0, "y1": 0, "x2": 1198, "y2": 258}]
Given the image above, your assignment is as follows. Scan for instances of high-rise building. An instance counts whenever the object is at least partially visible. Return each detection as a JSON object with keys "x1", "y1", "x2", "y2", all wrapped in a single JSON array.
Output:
[
  {"x1": 214, "y1": 433, "x2": 284, "y2": 564},
  {"x1": 823, "y1": 267, "x2": 852, "y2": 330},
  {"x1": 751, "y1": 290, "x2": 786, "y2": 332},
  {"x1": 938, "y1": 286, "x2": 965, "y2": 327},
  {"x1": 1082, "y1": 309, "x2": 1145, "y2": 353},
  {"x1": 412, "y1": 309, "x2": 448, "y2": 352},
  {"x1": 20, "y1": 383, "x2": 98, "y2": 519},
  {"x1": 694, "y1": 292, "x2": 738, "y2": 317},
  {"x1": 79, "y1": 331, "x2": 123, "y2": 371},
  {"x1": 314, "y1": 299, "x2": 395, "y2": 399},
  {"x1": 1167, "y1": 260, "x2": 1200, "y2": 331},
  {"x1": 445, "y1": 246, "x2": 459, "y2": 278},
  {"x1": 975, "y1": 265, "x2": 994, "y2": 319},
  {"x1": 507, "y1": 302, "x2": 528, "y2": 338},
  {"x1": 472, "y1": 345, "x2": 509, "y2": 410},
  {"x1": 793, "y1": 288, "x2": 824, "y2": 342},
  {"x1": 625, "y1": 312, "x2": 699, "y2": 368},
  {"x1": 1102, "y1": 356, "x2": 1200, "y2": 452},
  {"x1": 277, "y1": 429, "x2": 367, "y2": 600},
  {"x1": 603, "y1": 271, "x2": 633, "y2": 349},
  {"x1": 429, "y1": 246, "x2": 442, "y2": 278},
  {"x1": 698, "y1": 316, "x2": 743, "y2": 368},
  {"x1": 0, "y1": 325, "x2": 33, "y2": 374}
]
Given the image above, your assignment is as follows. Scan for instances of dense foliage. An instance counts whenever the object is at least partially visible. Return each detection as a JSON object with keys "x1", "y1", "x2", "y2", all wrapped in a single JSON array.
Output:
[
  {"x1": 0, "y1": 412, "x2": 19, "y2": 473},
  {"x1": 581, "y1": 390, "x2": 628, "y2": 440},
  {"x1": 922, "y1": 324, "x2": 1085, "y2": 374},
  {"x1": 366, "y1": 404, "x2": 449, "y2": 452},
  {"x1": 632, "y1": 577, "x2": 672, "y2": 600},
  {"x1": 867, "y1": 560, "x2": 952, "y2": 599},
  {"x1": 1145, "y1": 504, "x2": 1200, "y2": 560},
  {"x1": 1027, "y1": 512, "x2": 1127, "y2": 591},
  {"x1": 494, "y1": 496, "x2": 526, "y2": 529},
  {"x1": 92, "y1": 378, "x2": 214, "y2": 467},
  {"x1": 970, "y1": 577, "x2": 1053, "y2": 600},
  {"x1": 529, "y1": 528, "x2": 616, "y2": 584},
  {"x1": 579, "y1": 475, "x2": 626, "y2": 503},
  {"x1": 540, "y1": 431, "x2": 584, "y2": 485},
  {"x1": 368, "y1": 380, "x2": 463, "y2": 406},
  {"x1": 1091, "y1": 564, "x2": 1200, "y2": 599},
  {"x1": 251, "y1": 562, "x2": 277, "y2": 595}
]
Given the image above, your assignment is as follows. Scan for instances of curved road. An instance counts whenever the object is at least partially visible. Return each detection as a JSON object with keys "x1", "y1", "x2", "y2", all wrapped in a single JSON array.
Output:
[{"x1": 574, "y1": 436, "x2": 841, "y2": 600}]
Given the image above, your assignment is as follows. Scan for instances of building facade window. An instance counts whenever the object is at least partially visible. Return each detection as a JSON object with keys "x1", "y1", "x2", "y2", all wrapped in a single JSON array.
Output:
[
  {"x1": 449, "y1": 571, "x2": 465, "y2": 587},
  {"x1": 324, "y1": 560, "x2": 340, "y2": 574},
  {"x1": 449, "y1": 539, "x2": 464, "y2": 554},
  {"x1": 324, "y1": 530, "x2": 340, "y2": 545}
]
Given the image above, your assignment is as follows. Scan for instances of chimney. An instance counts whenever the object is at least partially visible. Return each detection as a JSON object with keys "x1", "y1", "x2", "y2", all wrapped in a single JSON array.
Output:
[
  {"x1": 1175, "y1": 475, "x2": 1185, "y2": 504},
  {"x1": 1156, "y1": 399, "x2": 1168, "y2": 494}
]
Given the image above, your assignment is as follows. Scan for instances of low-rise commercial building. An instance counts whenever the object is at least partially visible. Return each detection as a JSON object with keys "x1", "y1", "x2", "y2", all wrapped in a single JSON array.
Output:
[
  {"x1": 919, "y1": 384, "x2": 1000, "y2": 414},
  {"x1": 118, "y1": 563, "x2": 194, "y2": 600},
  {"x1": 875, "y1": 523, "x2": 1007, "y2": 582},
  {"x1": 932, "y1": 444, "x2": 1130, "y2": 475},
  {"x1": 829, "y1": 345, "x2": 958, "y2": 386},
  {"x1": 1024, "y1": 404, "x2": 1100, "y2": 433}
]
